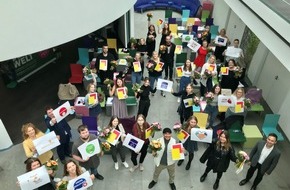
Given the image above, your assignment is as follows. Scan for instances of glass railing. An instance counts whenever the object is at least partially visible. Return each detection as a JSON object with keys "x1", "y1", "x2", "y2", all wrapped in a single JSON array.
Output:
[{"x1": 259, "y1": 0, "x2": 290, "y2": 24}]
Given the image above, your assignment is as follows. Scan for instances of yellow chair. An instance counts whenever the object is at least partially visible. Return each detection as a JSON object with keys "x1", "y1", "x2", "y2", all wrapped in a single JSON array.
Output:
[
  {"x1": 194, "y1": 112, "x2": 209, "y2": 129},
  {"x1": 107, "y1": 38, "x2": 117, "y2": 51}
]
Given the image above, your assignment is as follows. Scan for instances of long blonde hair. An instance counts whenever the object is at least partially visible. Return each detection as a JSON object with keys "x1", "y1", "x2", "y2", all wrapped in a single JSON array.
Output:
[{"x1": 22, "y1": 123, "x2": 40, "y2": 140}]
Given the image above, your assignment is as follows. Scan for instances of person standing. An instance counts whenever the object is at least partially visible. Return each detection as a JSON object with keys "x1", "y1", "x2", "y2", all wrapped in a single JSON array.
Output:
[
  {"x1": 214, "y1": 28, "x2": 230, "y2": 63},
  {"x1": 220, "y1": 59, "x2": 242, "y2": 94},
  {"x1": 194, "y1": 40, "x2": 210, "y2": 72},
  {"x1": 223, "y1": 39, "x2": 244, "y2": 65},
  {"x1": 95, "y1": 44, "x2": 115, "y2": 83},
  {"x1": 72, "y1": 125, "x2": 104, "y2": 180},
  {"x1": 204, "y1": 84, "x2": 221, "y2": 128},
  {"x1": 158, "y1": 23, "x2": 171, "y2": 45},
  {"x1": 148, "y1": 128, "x2": 177, "y2": 190},
  {"x1": 160, "y1": 35, "x2": 176, "y2": 81},
  {"x1": 146, "y1": 24, "x2": 157, "y2": 58},
  {"x1": 199, "y1": 130, "x2": 237, "y2": 190},
  {"x1": 130, "y1": 114, "x2": 150, "y2": 172},
  {"x1": 84, "y1": 82, "x2": 102, "y2": 119},
  {"x1": 136, "y1": 77, "x2": 156, "y2": 118},
  {"x1": 45, "y1": 106, "x2": 72, "y2": 164},
  {"x1": 239, "y1": 133, "x2": 281, "y2": 190},
  {"x1": 200, "y1": 55, "x2": 217, "y2": 97}
]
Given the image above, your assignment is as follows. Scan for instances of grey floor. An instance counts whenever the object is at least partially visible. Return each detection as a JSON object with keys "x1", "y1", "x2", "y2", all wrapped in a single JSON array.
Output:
[{"x1": 1, "y1": 10, "x2": 290, "y2": 190}]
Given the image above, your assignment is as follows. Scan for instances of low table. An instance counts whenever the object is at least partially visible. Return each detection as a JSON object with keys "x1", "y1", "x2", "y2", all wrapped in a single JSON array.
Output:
[{"x1": 243, "y1": 125, "x2": 263, "y2": 148}]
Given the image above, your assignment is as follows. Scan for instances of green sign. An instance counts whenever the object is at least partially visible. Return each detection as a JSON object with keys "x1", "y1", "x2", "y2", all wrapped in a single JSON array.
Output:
[{"x1": 86, "y1": 144, "x2": 95, "y2": 154}]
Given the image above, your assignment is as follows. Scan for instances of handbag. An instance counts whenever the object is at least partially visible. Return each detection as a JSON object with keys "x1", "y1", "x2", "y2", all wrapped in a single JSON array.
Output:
[{"x1": 58, "y1": 83, "x2": 79, "y2": 100}]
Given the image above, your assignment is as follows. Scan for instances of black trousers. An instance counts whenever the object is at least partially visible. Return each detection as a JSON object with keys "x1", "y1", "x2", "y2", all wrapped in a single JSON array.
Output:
[
  {"x1": 200, "y1": 78, "x2": 213, "y2": 97},
  {"x1": 138, "y1": 100, "x2": 150, "y2": 118},
  {"x1": 57, "y1": 136, "x2": 71, "y2": 161},
  {"x1": 164, "y1": 61, "x2": 173, "y2": 78},
  {"x1": 131, "y1": 142, "x2": 149, "y2": 166},
  {"x1": 246, "y1": 163, "x2": 264, "y2": 187}
]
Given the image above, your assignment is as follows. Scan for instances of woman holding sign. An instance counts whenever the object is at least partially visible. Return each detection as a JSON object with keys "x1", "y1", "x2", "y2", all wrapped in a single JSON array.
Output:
[
  {"x1": 225, "y1": 87, "x2": 247, "y2": 119},
  {"x1": 200, "y1": 130, "x2": 237, "y2": 190},
  {"x1": 85, "y1": 82, "x2": 102, "y2": 118},
  {"x1": 130, "y1": 114, "x2": 150, "y2": 172},
  {"x1": 22, "y1": 123, "x2": 54, "y2": 164},
  {"x1": 204, "y1": 84, "x2": 221, "y2": 128},
  {"x1": 109, "y1": 77, "x2": 128, "y2": 118},
  {"x1": 214, "y1": 28, "x2": 230, "y2": 63},
  {"x1": 130, "y1": 52, "x2": 143, "y2": 85},
  {"x1": 172, "y1": 84, "x2": 197, "y2": 124},
  {"x1": 200, "y1": 55, "x2": 217, "y2": 97},
  {"x1": 177, "y1": 116, "x2": 199, "y2": 170},
  {"x1": 194, "y1": 40, "x2": 210, "y2": 72},
  {"x1": 220, "y1": 59, "x2": 242, "y2": 93}
]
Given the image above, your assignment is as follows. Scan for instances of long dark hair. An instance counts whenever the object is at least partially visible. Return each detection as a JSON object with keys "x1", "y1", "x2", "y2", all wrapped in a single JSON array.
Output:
[
  {"x1": 63, "y1": 159, "x2": 82, "y2": 177},
  {"x1": 25, "y1": 157, "x2": 41, "y2": 172},
  {"x1": 108, "y1": 115, "x2": 120, "y2": 128},
  {"x1": 216, "y1": 130, "x2": 232, "y2": 151},
  {"x1": 211, "y1": 84, "x2": 221, "y2": 95}
]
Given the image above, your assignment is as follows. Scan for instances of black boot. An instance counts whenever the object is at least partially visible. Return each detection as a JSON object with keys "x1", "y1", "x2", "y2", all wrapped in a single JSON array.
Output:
[
  {"x1": 177, "y1": 160, "x2": 184, "y2": 166},
  {"x1": 200, "y1": 173, "x2": 207, "y2": 182},
  {"x1": 186, "y1": 153, "x2": 194, "y2": 170},
  {"x1": 213, "y1": 179, "x2": 220, "y2": 190}
]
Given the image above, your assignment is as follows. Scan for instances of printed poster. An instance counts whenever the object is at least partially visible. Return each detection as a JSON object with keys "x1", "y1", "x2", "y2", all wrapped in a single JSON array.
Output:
[
  {"x1": 117, "y1": 87, "x2": 126, "y2": 100},
  {"x1": 182, "y1": 34, "x2": 193, "y2": 42},
  {"x1": 225, "y1": 46, "x2": 242, "y2": 58},
  {"x1": 187, "y1": 39, "x2": 201, "y2": 52},
  {"x1": 33, "y1": 131, "x2": 60, "y2": 155},
  {"x1": 17, "y1": 166, "x2": 50, "y2": 190},
  {"x1": 176, "y1": 66, "x2": 183, "y2": 77},
  {"x1": 156, "y1": 18, "x2": 164, "y2": 26},
  {"x1": 52, "y1": 101, "x2": 71, "y2": 122},
  {"x1": 190, "y1": 128, "x2": 213, "y2": 143},
  {"x1": 88, "y1": 93, "x2": 97, "y2": 105},
  {"x1": 235, "y1": 101, "x2": 244, "y2": 113},
  {"x1": 174, "y1": 45, "x2": 182, "y2": 54},
  {"x1": 156, "y1": 79, "x2": 173, "y2": 92},
  {"x1": 154, "y1": 62, "x2": 164, "y2": 71},
  {"x1": 77, "y1": 138, "x2": 101, "y2": 160},
  {"x1": 221, "y1": 89, "x2": 232, "y2": 96},
  {"x1": 208, "y1": 64, "x2": 216, "y2": 72},
  {"x1": 67, "y1": 171, "x2": 93, "y2": 190},
  {"x1": 123, "y1": 133, "x2": 144, "y2": 153},
  {"x1": 171, "y1": 143, "x2": 185, "y2": 161},
  {"x1": 145, "y1": 126, "x2": 154, "y2": 139},
  {"x1": 133, "y1": 61, "x2": 141, "y2": 72},
  {"x1": 220, "y1": 67, "x2": 229, "y2": 75},
  {"x1": 99, "y1": 59, "x2": 107, "y2": 71},
  {"x1": 176, "y1": 129, "x2": 189, "y2": 143},
  {"x1": 106, "y1": 129, "x2": 121, "y2": 146},
  {"x1": 118, "y1": 59, "x2": 127, "y2": 66},
  {"x1": 183, "y1": 98, "x2": 193, "y2": 108},
  {"x1": 215, "y1": 36, "x2": 227, "y2": 46},
  {"x1": 218, "y1": 95, "x2": 234, "y2": 107}
]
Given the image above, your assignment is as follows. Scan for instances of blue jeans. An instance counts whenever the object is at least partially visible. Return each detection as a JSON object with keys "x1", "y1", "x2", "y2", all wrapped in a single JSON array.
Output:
[
  {"x1": 149, "y1": 75, "x2": 161, "y2": 89},
  {"x1": 179, "y1": 76, "x2": 191, "y2": 92},
  {"x1": 205, "y1": 104, "x2": 218, "y2": 127},
  {"x1": 131, "y1": 72, "x2": 142, "y2": 84}
]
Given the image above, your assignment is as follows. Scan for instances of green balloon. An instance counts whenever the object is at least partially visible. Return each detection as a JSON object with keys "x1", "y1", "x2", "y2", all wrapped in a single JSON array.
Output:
[{"x1": 86, "y1": 144, "x2": 95, "y2": 154}]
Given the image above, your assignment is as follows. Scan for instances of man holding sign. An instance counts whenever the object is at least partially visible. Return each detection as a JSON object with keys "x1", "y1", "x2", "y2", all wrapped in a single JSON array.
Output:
[
  {"x1": 45, "y1": 105, "x2": 72, "y2": 164},
  {"x1": 160, "y1": 36, "x2": 176, "y2": 81},
  {"x1": 72, "y1": 125, "x2": 104, "y2": 180}
]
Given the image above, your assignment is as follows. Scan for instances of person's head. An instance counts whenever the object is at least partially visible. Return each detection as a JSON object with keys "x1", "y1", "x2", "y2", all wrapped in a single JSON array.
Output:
[
  {"x1": 63, "y1": 159, "x2": 82, "y2": 177},
  {"x1": 152, "y1": 51, "x2": 158, "y2": 59},
  {"x1": 25, "y1": 157, "x2": 41, "y2": 172},
  {"x1": 45, "y1": 106, "x2": 54, "y2": 119},
  {"x1": 208, "y1": 55, "x2": 216, "y2": 64},
  {"x1": 87, "y1": 83, "x2": 96, "y2": 93},
  {"x1": 202, "y1": 40, "x2": 208, "y2": 48},
  {"x1": 164, "y1": 23, "x2": 169, "y2": 29},
  {"x1": 211, "y1": 84, "x2": 221, "y2": 95},
  {"x1": 22, "y1": 123, "x2": 40, "y2": 140},
  {"x1": 187, "y1": 25, "x2": 193, "y2": 32},
  {"x1": 228, "y1": 59, "x2": 236, "y2": 69},
  {"x1": 143, "y1": 77, "x2": 150, "y2": 87},
  {"x1": 109, "y1": 115, "x2": 120, "y2": 127},
  {"x1": 233, "y1": 39, "x2": 240, "y2": 48},
  {"x1": 163, "y1": 128, "x2": 172, "y2": 140},
  {"x1": 266, "y1": 133, "x2": 278, "y2": 148},
  {"x1": 217, "y1": 130, "x2": 231, "y2": 150},
  {"x1": 185, "y1": 83, "x2": 194, "y2": 94},
  {"x1": 165, "y1": 35, "x2": 171, "y2": 45},
  {"x1": 205, "y1": 25, "x2": 210, "y2": 32},
  {"x1": 139, "y1": 38, "x2": 146, "y2": 45},
  {"x1": 184, "y1": 59, "x2": 192, "y2": 70},
  {"x1": 219, "y1": 28, "x2": 226, "y2": 36},
  {"x1": 148, "y1": 24, "x2": 155, "y2": 32},
  {"x1": 234, "y1": 87, "x2": 245, "y2": 99},
  {"x1": 135, "y1": 52, "x2": 141, "y2": 60},
  {"x1": 102, "y1": 44, "x2": 109, "y2": 54},
  {"x1": 186, "y1": 116, "x2": 198, "y2": 128},
  {"x1": 136, "y1": 114, "x2": 146, "y2": 126},
  {"x1": 116, "y1": 78, "x2": 124, "y2": 87},
  {"x1": 77, "y1": 125, "x2": 89, "y2": 140}
]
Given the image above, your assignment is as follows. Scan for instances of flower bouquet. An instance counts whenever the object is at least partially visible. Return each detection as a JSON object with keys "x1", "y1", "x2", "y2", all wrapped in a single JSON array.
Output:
[
  {"x1": 192, "y1": 71, "x2": 201, "y2": 79},
  {"x1": 151, "y1": 122, "x2": 162, "y2": 132},
  {"x1": 203, "y1": 69, "x2": 212, "y2": 79},
  {"x1": 173, "y1": 123, "x2": 182, "y2": 133},
  {"x1": 132, "y1": 83, "x2": 143, "y2": 93},
  {"x1": 148, "y1": 140, "x2": 162, "y2": 157},
  {"x1": 235, "y1": 150, "x2": 250, "y2": 174},
  {"x1": 129, "y1": 37, "x2": 137, "y2": 45},
  {"x1": 205, "y1": 92, "x2": 214, "y2": 103},
  {"x1": 101, "y1": 142, "x2": 111, "y2": 152},
  {"x1": 45, "y1": 159, "x2": 58, "y2": 171},
  {"x1": 83, "y1": 65, "x2": 96, "y2": 76},
  {"x1": 244, "y1": 98, "x2": 252, "y2": 109},
  {"x1": 206, "y1": 47, "x2": 213, "y2": 54},
  {"x1": 234, "y1": 66, "x2": 243, "y2": 78},
  {"x1": 99, "y1": 128, "x2": 112, "y2": 140},
  {"x1": 103, "y1": 78, "x2": 114, "y2": 88},
  {"x1": 147, "y1": 12, "x2": 153, "y2": 21},
  {"x1": 159, "y1": 45, "x2": 167, "y2": 54},
  {"x1": 193, "y1": 96, "x2": 200, "y2": 106},
  {"x1": 125, "y1": 56, "x2": 134, "y2": 63},
  {"x1": 146, "y1": 61, "x2": 157, "y2": 72},
  {"x1": 56, "y1": 180, "x2": 68, "y2": 190},
  {"x1": 110, "y1": 60, "x2": 117, "y2": 71}
]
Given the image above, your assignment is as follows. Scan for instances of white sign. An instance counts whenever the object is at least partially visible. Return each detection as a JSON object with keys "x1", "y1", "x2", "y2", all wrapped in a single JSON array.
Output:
[
  {"x1": 123, "y1": 133, "x2": 144, "y2": 153},
  {"x1": 67, "y1": 171, "x2": 93, "y2": 190},
  {"x1": 17, "y1": 166, "x2": 51, "y2": 190},
  {"x1": 33, "y1": 131, "x2": 60, "y2": 155},
  {"x1": 215, "y1": 36, "x2": 227, "y2": 46},
  {"x1": 182, "y1": 35, "x2": 193, "y2": 42},
  {"x1": 225, "y1": 46, "x2": 242, "y2": 58},
  {"x1": 221, "y1": 89, "x2": 232, "y2": 96},
  {"x1": 218, "y1": 95, "x2": 235, "y2": 107},
  {"x1": 190, "y1": 128, "x2": 213, "y2": 143},
  {"x1": 187, "y1": 39, "x2": 201, "y2": 52},
  {"x1": 77, "y1": 138, "x2": 101, "y2": 160},
  {"x1": 52, "y1": 101, "x2": 71, "y2": 123},
  {"x1": 156, "y1": 79, "x2": 173, "y2": 92}
]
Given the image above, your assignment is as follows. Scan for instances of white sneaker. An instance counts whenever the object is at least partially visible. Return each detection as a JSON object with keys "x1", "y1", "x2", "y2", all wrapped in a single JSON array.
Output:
[
  {"x1": 114, "y1": 162, "x2": 119, "y2": 170},
  {"x1": 129, "y1": 165, "x2": 138, "y2": 172},
  {"x1": 139, "y1": 164, "x2": 144, "y2": 171},
  {"x1": 177, "y1": 98, "x2": 181, "y2": 103},
  {"x1": 122, "y1": 161, "x2": 129, "y2": 168}
]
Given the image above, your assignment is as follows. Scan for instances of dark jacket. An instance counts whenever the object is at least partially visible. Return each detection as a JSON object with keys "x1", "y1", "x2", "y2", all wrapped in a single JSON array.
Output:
[
  {"x1": 45, "y1": 117, "x2": 71, "y2": 144},
  {"x1": 159, "y1": 42, "x2": 176, "y2": 64}
]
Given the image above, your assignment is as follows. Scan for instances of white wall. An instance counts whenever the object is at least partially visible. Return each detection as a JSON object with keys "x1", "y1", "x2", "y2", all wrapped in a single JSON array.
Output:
[
  {"x1": 0, "y1": 0, "x2": 136, "y2": 61},
  {"x1": 212, "y1": 0, "x2": 230, "y2": 29},
  {"x1": 226, "y1": 10, "x2": 246, "y2": 42},
  {"x1": 278, "y1": 89, "x2": 290, "y2": 140}
]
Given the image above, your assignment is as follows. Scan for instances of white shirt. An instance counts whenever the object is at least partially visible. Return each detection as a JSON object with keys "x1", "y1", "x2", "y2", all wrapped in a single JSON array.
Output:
[
  {"x1": 225, "y1": 46, "x2": 244, "y2": 61},
  {"x1": 258, "y1": 144, "x2": 274, "y2": 164},
  {"x1": 183, "y1": 70, "x2": 192, "y2": 77}
]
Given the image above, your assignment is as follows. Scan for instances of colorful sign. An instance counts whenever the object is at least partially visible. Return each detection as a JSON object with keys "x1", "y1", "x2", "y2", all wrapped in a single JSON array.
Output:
[
  {"x1": 176, "y1": 66, "x2": 183, "y2": 77},
  {"x1": 156, "y1": 78, "x2": 173, "y2": 92},
  {"x1": 52, "y1": 101, "x2": 71, "y2": 122},
  {"x1": 235, "y1": 101, "x2": 244, "y2": 113},
  {"x1": 99, "y1": 59, "x2": 107, "y2": 71},
  {"x1": 174, "y1": 45, "x2": 182, "y2": 54},
  {"x1": 171, "y1": 143, "x2": 184, "y2": 161},
  {"x1": 133, "y1": 61, "x2": 141, "y2": 72},
  {"x1": 67, "y1": 171, "x2": 93, "y2": 190},
  {"x1": 154, "y1": 62, "x2": 164, "y2": 71},
  {"x1": 106, "y1": 129, "x2": 121, "y2": 146},
  {"x1": 176, "y1": 129, "x2": 189, "y2": 143},
  {"x1": 33, "y1": 131, "x2": 60, "y2": 155},
  {"x1": 145, "y1": 126, "x2": 154, "y2": 139},
  {"x1": 123, "y1": 133, "x2": 144, "y2": 153},
  {"x1": 220, "y1": 67, "x2": 229, "y2": 75},
  {"x1": 88, "y1": 93, "x2": 97, "y2": 105},
  {"x1": 208, "y1": 64, "x2": 216, "y2": 72},
  {"x1": 117, "y1": 87, "x2": 126, "y2": 100},
  {"x1": 190, "y1": 128, "x2": 213, "y2": 143},
  {"x1": 77, "y1": 138, "x2": 101, "y2": 160}
]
